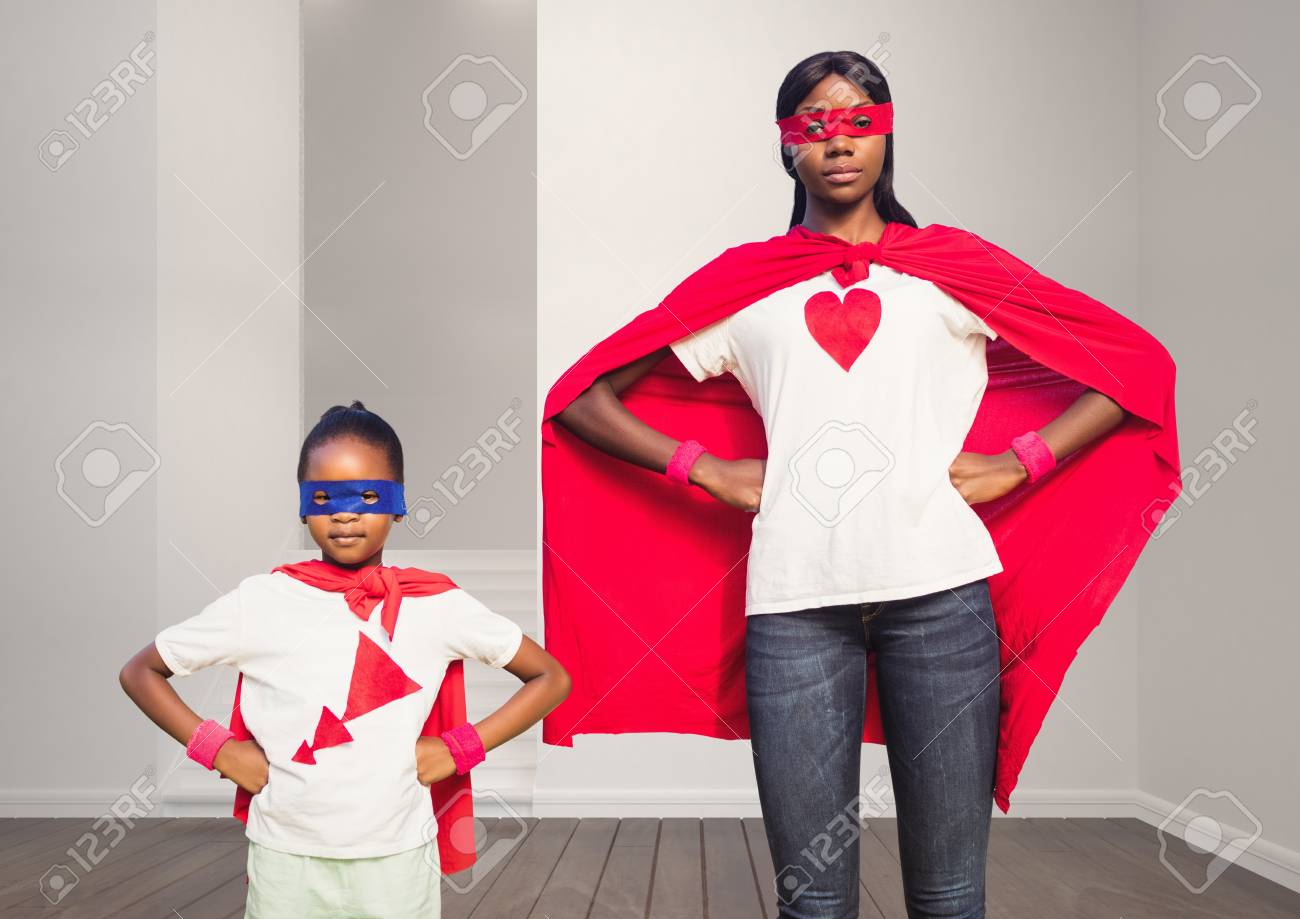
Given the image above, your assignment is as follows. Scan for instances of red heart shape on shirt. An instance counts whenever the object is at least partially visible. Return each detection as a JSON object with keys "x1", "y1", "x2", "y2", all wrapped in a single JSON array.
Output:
[{"x1": 804, "y1": 287, "x2": 882, "y2": 371}]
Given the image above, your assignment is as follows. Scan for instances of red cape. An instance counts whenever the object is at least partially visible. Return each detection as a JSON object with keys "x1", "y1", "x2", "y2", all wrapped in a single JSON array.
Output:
[
  {"x1": 227, "y1": 559, "x2": 478, "y2": 873},
  {"x1": 540, "y1": 221, "x2": 1181, "y2": 812}
]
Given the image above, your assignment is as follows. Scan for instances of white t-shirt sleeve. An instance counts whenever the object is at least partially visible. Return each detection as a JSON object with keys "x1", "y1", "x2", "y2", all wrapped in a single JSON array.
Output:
[
  {"x1": 668, "y1": 315, "x2": 737, "y2": 382},
  {"x1": 441, "y1": 590, "x2": 525, "y2": 669},
  {"x1": 961, "y1": 305, "x2": 998, "y2": 340},
  {"x1": 154, "y1": 587, "x2": 244, "y2": 677}
]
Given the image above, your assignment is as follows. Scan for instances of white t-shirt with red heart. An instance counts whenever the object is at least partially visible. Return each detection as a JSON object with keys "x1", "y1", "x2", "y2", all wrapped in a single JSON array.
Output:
[
  {"x1": 154, "y1": 571, "x2": 524, "y2": 857},
  {"x1": 668, "y1": 262, "x2": 1004, "y2": 616}
]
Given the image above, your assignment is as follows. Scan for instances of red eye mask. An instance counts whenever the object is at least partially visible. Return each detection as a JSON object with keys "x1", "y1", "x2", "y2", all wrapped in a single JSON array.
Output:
[{"x1": 775, "y1": 101, "x2": 894, "y2": 147}]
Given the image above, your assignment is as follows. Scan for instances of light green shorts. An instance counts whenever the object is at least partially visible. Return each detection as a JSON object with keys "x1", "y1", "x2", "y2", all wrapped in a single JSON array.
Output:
[{"x1": 244, "y1": 839, "x2": 441, "y2": 918}]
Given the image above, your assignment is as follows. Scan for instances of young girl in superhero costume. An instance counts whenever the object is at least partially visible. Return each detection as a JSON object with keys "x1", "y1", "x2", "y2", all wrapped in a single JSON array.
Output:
[
  {"x1": 120, "y1": 401, "x2": 571, "y2": 918},
  {"x1": 541, "y1": 51, "x2": 1180, "y2": 919}
]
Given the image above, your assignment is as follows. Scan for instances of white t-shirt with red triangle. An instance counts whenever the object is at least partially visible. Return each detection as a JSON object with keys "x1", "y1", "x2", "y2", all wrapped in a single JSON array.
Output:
[
  {"x1": 668, "y1": 263, "x2": 1004, "y2": 615},
  {"x1": 154, "y1": 570, "x2": 524, "y2": 858}
]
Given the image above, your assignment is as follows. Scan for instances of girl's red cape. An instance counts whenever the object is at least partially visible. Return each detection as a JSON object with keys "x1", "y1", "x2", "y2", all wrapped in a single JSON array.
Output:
[
  {"x1": 224, "y1": 559, "x2": 478, "y2": 874},
  {"x1": 540, "y1": 221, "x2": 1181, "y2": 812}
]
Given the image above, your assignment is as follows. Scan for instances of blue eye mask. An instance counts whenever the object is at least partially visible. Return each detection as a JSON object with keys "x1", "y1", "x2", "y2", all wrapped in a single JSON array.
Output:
[{"x1": 299, "y1": 479, "x2": 407, "y2": 517}]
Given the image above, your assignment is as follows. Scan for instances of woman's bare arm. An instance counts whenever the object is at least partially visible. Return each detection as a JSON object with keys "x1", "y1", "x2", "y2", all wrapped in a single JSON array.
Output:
[
  {"x1": 553, "y1": 347, "x2": 681, "y2": 473},
  {"x1": 553, "y1": 347, "x2": 763, "y2": 511},
  {"x1": 950, "y1": 388, "x2": 1128, "y2": 503},
  {"x1": 1036, "y1": 388, "x2": 1127, "y2": 459}
]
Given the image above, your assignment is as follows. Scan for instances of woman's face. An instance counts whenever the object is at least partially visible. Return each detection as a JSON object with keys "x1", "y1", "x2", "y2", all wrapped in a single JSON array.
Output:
[
  {"x1": 788, "y1": 74, "x2": 887, "y2": 208},
  {"x1": 300, "y1": 437, "x2": 402, "y2": 567}
]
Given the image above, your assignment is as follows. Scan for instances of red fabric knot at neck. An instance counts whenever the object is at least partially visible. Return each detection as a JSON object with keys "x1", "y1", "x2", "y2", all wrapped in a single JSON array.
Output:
[
  {"x1": 342, "y1": 564, "x2": 404, "y2": 641},
  {"x1": 832, "y1": 241, "x2": 883, "y2": 288}
]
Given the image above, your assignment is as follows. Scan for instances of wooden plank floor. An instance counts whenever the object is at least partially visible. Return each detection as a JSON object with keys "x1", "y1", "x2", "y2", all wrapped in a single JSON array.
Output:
[{"x1": 0, "y1": 817, "x2": 1294, "y2": 917}]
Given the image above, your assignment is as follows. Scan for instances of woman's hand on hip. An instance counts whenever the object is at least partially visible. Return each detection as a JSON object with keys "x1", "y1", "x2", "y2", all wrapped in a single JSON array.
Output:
[
  {"x1": 692, "y1": 455, "x2": 766, "y2": 513},
  {"x1": 948, "y1": 450, "x2": 1028, "y2": 504}
]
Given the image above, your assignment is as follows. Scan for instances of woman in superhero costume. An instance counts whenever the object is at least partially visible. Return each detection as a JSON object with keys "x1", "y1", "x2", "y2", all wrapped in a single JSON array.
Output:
[{"x1": 541, "y1": 50, "x2": 1180, "y2": 919}]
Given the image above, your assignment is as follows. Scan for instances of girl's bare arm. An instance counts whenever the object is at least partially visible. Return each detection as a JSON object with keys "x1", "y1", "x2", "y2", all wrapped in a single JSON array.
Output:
[
  {"x1": 473, "y1": 637, "x2": 570, "y2": 753},
  {"x1": 416, "y1": 636, "x2": 571, "y2": 786},
  {"x1": 119, "y1": 644, "x2": 268, "y2": 793},
  {"x1": 119, "y1": 643, "x2": 205, "y2": 745}
]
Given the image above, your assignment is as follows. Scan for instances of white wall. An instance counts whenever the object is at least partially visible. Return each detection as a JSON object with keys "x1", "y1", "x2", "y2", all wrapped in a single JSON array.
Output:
[
  {"x1": 0, "y1": 0, "x2": 302, "y2": 813},
  {"x1": 303, "y1": 0, "x2": 537, "y2": 551},
  {"x1": 152, "y1": 0, "x2": 305, "y2": 811},
  {"x1": 1, "y1": 0, "x2": 161, "y2": 809},
  {"x1": 1136, "y1": 0, "x2": 1300, "y2": 875}
]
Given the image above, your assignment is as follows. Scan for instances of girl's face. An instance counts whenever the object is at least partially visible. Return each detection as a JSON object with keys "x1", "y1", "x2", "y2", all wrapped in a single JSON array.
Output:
[
  {"x1": 788, "y1": 74, "x2": 887, "y2": 209},
  {"x1": 300, "y1": 437, "x2": 403, "y2": 568}
]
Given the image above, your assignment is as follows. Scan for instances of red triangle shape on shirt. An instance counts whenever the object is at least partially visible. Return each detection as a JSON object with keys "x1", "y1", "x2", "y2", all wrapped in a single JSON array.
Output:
[
  {"x1": 341, "y1": 632, "x2": 423, "y2": 722},
  {"x1": 291, "y1": 740, "x2": 316, "y2": 765},
  {"x1": 309, "y1": 705, "x2": 354, "y2": 752}
]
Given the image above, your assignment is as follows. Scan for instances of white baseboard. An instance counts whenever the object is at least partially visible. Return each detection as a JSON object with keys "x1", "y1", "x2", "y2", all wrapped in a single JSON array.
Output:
[{"x1": 1129, "y1": 788, "x2": 1300, "y2": 895}]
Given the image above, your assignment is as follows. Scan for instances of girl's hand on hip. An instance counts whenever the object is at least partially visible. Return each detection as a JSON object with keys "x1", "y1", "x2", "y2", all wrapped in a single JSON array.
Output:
[
  {"x1": 214, "y1": 739, "x2": 270, "y2": 796},
  {"x1": 416, "y1": 737, "x2": 456, "y2": 786},
  {"x1": 948, "y1": 450, "x2": 1028, "y2": 505},
  {"x1": 692, "y1": 455, "x2": 766, "y2": 513}
]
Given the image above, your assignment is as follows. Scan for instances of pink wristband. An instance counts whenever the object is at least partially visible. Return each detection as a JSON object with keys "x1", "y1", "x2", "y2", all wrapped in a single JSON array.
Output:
[
  {"x1": 667, "y1": 439, "x2": 707, "y2": 485},
  {"x1": 1010, "y1": 431, "x2": 1056, "y2": 483},
  {"x1": 440, "y1": 723, "x2": 486, "y2": 775},
  {"x1": 187, "y1": 718, "x2": 235, "y2": 771}
]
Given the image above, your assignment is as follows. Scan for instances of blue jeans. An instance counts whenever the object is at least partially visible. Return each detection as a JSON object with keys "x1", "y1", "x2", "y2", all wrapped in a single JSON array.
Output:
[{"x1": 745, "y1": 577, "x2": 1001, "y2": 919}]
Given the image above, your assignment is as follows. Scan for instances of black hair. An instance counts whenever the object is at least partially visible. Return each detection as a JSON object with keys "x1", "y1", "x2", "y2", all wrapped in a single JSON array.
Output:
[
  {"x1": 296, "y1": 400, "x2": 404, "y2": 483},
  {"x1": 776, "y1": 50, "x2": 918, "y2": 231}
]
